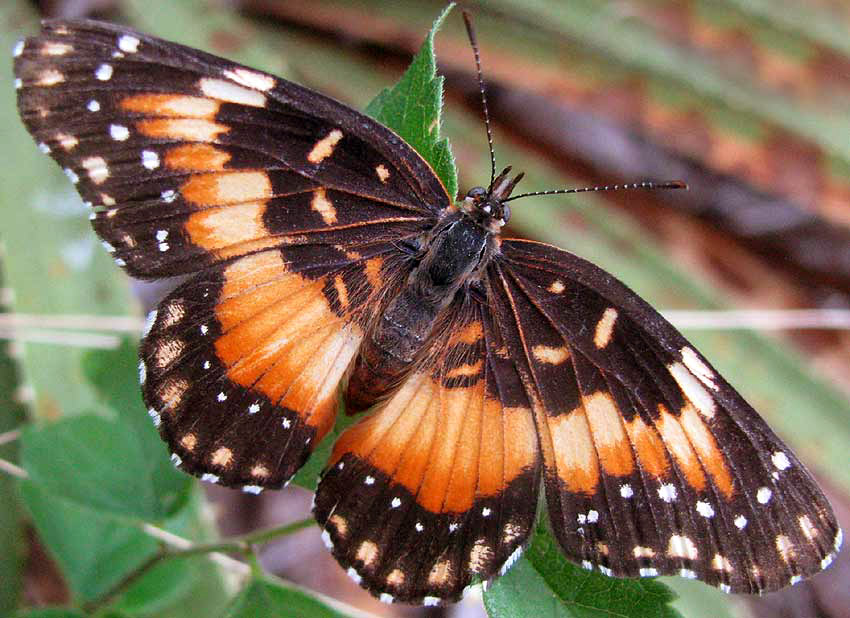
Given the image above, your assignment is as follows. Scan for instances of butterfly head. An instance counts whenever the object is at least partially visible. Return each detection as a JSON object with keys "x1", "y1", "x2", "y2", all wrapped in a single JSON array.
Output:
[{"x1": 461, "y1": 166, "x2": 524, "y2": 233}]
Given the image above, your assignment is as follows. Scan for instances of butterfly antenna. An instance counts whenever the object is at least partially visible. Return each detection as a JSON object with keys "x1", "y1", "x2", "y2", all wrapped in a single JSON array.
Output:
[
  {"x1": 502, "y1": 180, "x2": 688, "y2": 203},
  {"x1": 462, "y1": 9, "x2": 497, "y2": 188}
]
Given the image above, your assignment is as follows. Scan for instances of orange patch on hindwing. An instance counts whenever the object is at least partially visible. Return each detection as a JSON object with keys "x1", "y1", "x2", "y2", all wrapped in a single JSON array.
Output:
[
  {"x1": 329, "y1": 375, "x2": 536, "y2": 513},
  {"x1": 185, "y1": 201, "x2": 276, "y2": 258},
  {"x1": 624, "y1": 414, "x2": 669, "y2": 479},
  {"x1": 213, "y1": 252, "x2": 362, "y2": 438}
]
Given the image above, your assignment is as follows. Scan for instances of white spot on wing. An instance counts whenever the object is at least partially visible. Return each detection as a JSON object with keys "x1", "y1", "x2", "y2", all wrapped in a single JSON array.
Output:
[
  {"x1": 95, "y1": 63, "x2": 113, "y2": 81},
  {"x1": 696, "y1": 500, "x2": 715, "y2": 518},
  {"x1": 201, "y1": 473, "x2": 219, "y2": 484},
  {"x1": 379, "y1": 593, "x2": 393, "y2": 604},
  {"x1": 423, "y1": 596, "x2": 440, "y2": 607},
  {"x1": 200, "y1": 77, "x2": 266, "y2": 107},
  {"x1": 620, "y1": 484, "x2": 634, "y2": 498},
  {"x1": 161, "y1": 189, "x2": 177, "y2": 203},
  {"x1": 222, "y1": 67, "x2": 275, "y2": 91},
  {"x1": 390, "y1": 497, "x2": 401, "y2": 508},
  {"x1": 668, "y1": 361, "x2": 716, "y2": 418},
  {"x1": 734, "y1": 515, "x2": 748, "y2": 529},
  {"x1": 14, "y1": 78, "x2": 21, "y2": 90},
  {"x1": 364, "y1": 475, "x2": 375, "y2": 485},
  {"x1": 110, "y1": 124, "x2": 130, "y2": 141},
  {"x1": 321, "y1": 530, "x2": 333, "y2": 549},
  {"x1": 682, "y1": 347, "x2": 717, "y2": 390},
  {"x1": 242, "y1": 485, "x2": 263, "y2": 494},
  {"x1": 87, "y1": 99, "x2": 100, "y2": 112},
  {"x1": 668, "y1": 534, "x2": 698, "y2": 560},
  {"x1": 639, "y1": 567, "x2": 658, "y2": 577},
  {"x1": 217, "y1": 391, "x2": 227, "y2": 402},
  {"x1": 147, "y1": 407, "x2": 160, "y2": 427},
  {"x1": 248, "y1": 402, "x2": 260, "y2": 414},
  {"x1": 581, "y1": 560, "x2": 593, "y2": 570},
  {"x1": 82, "y1": 156, "x2": 109, "y2": 184},
  {"x1": 13, "y1": 40, "x2": 24, "y2": 57},
  {"x1": 64, "y1": 168, "x2": 79, "y2": 184},
  {"x1": 118, "y1": 35, "x2": 140, "y2": 53},
  {"x1": 141, "y1": 150, "x2": 160, "y2": 170},
  {"x1": 658, "y1": 483, "x2": 677, "y2": 502},
  {"x1": 346, "y1": 567, "x2": 362, "y2": 584},
  {"x1": 771, "y1": 451, "x2": 790, "y2": 470},
  {"x1": 138, "y1": 361, "x2": 146, "y2": 384},
  {"x1": 757, "y1": 487, "x2": 772, "y2": 504}
]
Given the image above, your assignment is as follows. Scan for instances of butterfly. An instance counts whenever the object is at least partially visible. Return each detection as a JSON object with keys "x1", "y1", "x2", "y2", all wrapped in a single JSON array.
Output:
[{"x1": 14, "y1": 15, "x2": 842, "y2": 607}]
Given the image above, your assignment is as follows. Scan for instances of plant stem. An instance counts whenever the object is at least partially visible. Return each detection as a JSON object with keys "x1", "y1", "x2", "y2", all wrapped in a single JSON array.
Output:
[{"x1": 83, "y1": 517, "x2": 315, "y2": 613}]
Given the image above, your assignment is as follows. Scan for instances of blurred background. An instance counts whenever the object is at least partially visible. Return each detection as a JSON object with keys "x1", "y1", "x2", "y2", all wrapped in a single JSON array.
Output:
[{"x1": 2, "y1": 1, "x2": 849, "y2": 617}]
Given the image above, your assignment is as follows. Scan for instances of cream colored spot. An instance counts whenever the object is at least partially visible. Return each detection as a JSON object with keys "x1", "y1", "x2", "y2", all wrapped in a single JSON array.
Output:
[
  {"x1": 55, "y1": 133, "x2": 78, "y2": 150},
  {"x1": 211, "y1": 447, "x2": 233, "y2": 467},
  {"x1": 633, "y1": 546, "x2": 655, "y2": 558},
  {"x1": 161, "y1": 300, "x2": 185, "y2": 327},
  {"x1": 222, "y1": 67, "x2": 275, "y2": 91},
  {"x1": 798, "y1": 515, "x2": 818, "y2": 541},
  {"x1": 548, "y1": 279, "x2": 566, "y2": 294},
  {"x1": 82, "y1": 156, "x2": 109, "y2": 184},
  {"x1": 681, "y1": 347, "x2": 717, "y2": 390},
  {"x1": 596, "y1": 542, "x2": 610, "y2": 556},
  {"x1": 375, "y1": 164, "x2": 390, "y2": 183},
  {"x1": 428, "y1": 559, "x2": 453, "y2": 586},
  {"x1": 711, "y1": 553, "x2": 734, "y2": 573},
  {"x1": 101, "y1": 194, "x2": 116, "y2": 206},
  {"x1": 95, "y1": 64, "x2": 113, "y2": 81},
  {"x1": 386, "y1": 569, "x2": 405, "y2": 586},
  {"x1": 121, "y1": 94, "x2": 220, "y2": 118},
  {"x1": 532, "y1": 344, "x2": 569, "y2": 365},
  {"x1": 200, "y1": 77, "x2": 266, "y2": 107},
  {"x1": 42, "y1": 42, "x2": 73, "y2": 55},
  {"x1": 137, "y1": 118, "x2": 228, "y2": 142},
  {"x1": 668, "y1": 362, "x2": 716, "y2": 418},
  {"x1": 469, "y1": 539, "x2": 494, "y2": 573},
  {"x1": 356, "y1": 540, "x2": 379, "y2": 567},
  {"x1": 182, "y1": 171, "x2": 271, "y2": 206},
  {"x1": 503, "y1": 522, "x2": 524, "y2": 544},
  {"x1": 667, "y1": 534, "x2": 698, "y2": 560},
  {"x1": 446, "y1": 359, "x2": 483, "y2": 379},
  {"x1": 158, "y1": 377, "x2": 189, "y2": 408},
  {"x1": 776, "y1": 535, "x2": 795, "y2": 563},
  {"x1": 251, "y1": 464, "x2": 270, "y2": 479},
  {"x1": 329, "y1": 514, "x2": 348, "y2": 538},
  {"x1": 307, "y1": 129, "x2": 343, "y2": 164},
  {"x1": 593, "y1": 307, "x2": 618, "y2": 349},
  {"x1": 37, "y1": 69, "x2": 64, "y2": 86},
  {"x1": 311, "y1": 188, "x2": 337, "y2": 224},
  {"x1": 179, "y1": 433, "x2": 197, "y2": 451},
  {"x1": 154, "y1": 338, "x2": 185, "y2": 369}
]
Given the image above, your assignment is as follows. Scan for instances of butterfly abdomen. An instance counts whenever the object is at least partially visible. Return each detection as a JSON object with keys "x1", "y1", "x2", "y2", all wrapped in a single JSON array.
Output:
[{"x1": 346, "y1": 212, "x2": 493, "y2": 412}]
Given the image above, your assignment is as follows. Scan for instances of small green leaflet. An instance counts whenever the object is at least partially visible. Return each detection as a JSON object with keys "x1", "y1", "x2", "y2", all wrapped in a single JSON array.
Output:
[
  {"x1": 365, "y1": 3, "x2": 458, "y2": 201},
  {"x1": 484, "y1": 525, "x2": 683, "y2": 618}
]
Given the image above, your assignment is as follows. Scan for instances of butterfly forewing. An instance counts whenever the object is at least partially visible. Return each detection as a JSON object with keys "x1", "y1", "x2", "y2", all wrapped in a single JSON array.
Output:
[
  {"x1": 492, "y1": 239, "x2": 841, "y2": 593},
  {"x1": 14, "y1": 19, "x2": 446, "y2": 279},
  {"x1": 314, "y1": 296, "x2": 541, "y2": 604}
]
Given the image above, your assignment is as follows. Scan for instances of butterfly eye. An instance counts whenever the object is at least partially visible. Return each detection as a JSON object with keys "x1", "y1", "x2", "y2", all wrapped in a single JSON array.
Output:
[
  {"x1": 502, "y1": 204, "x2": 511, "y2": 223},
  {"x1": 466, "y1": 186, "x2": 487, "y2": 199}
]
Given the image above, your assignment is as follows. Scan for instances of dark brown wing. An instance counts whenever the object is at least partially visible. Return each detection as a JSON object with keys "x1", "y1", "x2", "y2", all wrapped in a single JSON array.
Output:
[
  {"x1": 313, "y1": 295, "x2": 541, "y2": 605},
  {"x1": 14, "y1": 19, "x2": 448, "y2": 279},
  {"x1": 14, "y1": 19, "x2": 451, "y2": 491},
  {"x1": 486, "y1": 238, "x2": 840, "y2": 594}
]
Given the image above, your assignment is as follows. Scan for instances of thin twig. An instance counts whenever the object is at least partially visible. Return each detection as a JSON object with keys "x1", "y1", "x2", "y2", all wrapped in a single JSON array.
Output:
[
  {"x1": 0, "y1": 458, "x2": 28, "y2": 479},
  {"x1": 0, "y1": 327, "x2": 121, "y2": 349},
  {"x1": 663, "y1": 309, "x2": 850, "y2": 330},
  {"x1": 0, "y1": 429, "x2": 21, "y2": 446}
]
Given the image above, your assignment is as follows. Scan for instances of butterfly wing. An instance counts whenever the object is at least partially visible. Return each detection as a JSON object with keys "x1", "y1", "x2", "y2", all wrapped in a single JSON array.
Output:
[
  {"x1": 489, "y1": 238, "x2": 841, "y2": 593},
  {"x1": 313, "y1": 296, "x2": 542, "y2": 604},
  {"x1": 14, "y1": 20, "x2": 451, "y2": 490},
  {"x1": 14, "y1": 19, "x2": 447, "y2": 279}
]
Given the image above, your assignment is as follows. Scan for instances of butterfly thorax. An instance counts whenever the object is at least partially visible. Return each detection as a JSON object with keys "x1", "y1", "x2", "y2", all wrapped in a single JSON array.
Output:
[{"x1": 345, "y1": 169, "x2": 523, "y2": 412}]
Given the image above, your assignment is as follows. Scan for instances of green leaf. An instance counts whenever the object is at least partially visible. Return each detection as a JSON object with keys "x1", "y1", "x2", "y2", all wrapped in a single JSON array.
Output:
[
  {"x1": 484, "y1": 526, "x2": 681, "y2": 618},
  {"x1": 19, "y1": 480, "x2": 158, "y2": 602},
  {"x1": 222, "y1": 577, "x2": 355, "y2": 618},
  {"x1": 82, "y1": 339, "x2": 190, "y2": 510},
  {"x1": 20, "y1": 414, "x2": 189, "y2": 521},
  {"x1": 365, "y1": 3, "x2": 458, "y2": 200}
]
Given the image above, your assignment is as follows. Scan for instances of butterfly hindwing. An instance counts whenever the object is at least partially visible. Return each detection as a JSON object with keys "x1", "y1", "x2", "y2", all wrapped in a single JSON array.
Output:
[
  {"x1": 491, "y1": 239, "x2": 841, "y2": 593},
  {"x1": 313, "y1": 297, "x2": 542, "y2": 604},
  {"x1": 14, "y1": 19, "x2": 446, "y2": 279},
  {"x1": 141, "y1": 243, "x2": 409, "y2": 491}
]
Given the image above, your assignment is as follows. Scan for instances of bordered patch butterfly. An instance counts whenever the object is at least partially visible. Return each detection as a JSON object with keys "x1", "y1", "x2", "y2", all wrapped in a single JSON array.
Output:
[{"x1": 14, "y1": 8, "x2": 841, "y2": 607}]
